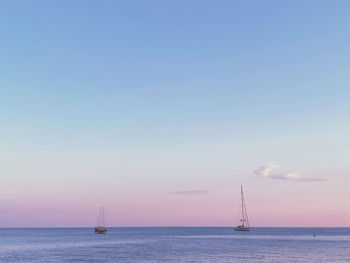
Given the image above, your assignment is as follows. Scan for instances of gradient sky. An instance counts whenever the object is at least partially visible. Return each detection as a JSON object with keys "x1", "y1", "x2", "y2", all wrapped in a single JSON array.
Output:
[{"x1": 1, "y1": 0, "x2": 350, "y2": 227}]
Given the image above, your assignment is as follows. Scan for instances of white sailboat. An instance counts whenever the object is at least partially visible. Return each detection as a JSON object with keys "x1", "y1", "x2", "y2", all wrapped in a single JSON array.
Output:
[
  {"x1": 234, "y1": 186, "x2": 250, "y2": 231},
  {"x1": 95, "y1": 207, "x2": 107, "y2": 234}
]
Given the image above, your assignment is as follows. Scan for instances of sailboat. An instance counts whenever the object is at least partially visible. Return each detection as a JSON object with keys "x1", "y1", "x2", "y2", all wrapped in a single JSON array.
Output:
[
  {"x1": 234, "y1": 186, "x2": 250, "y2": 231},
  {"x1": 94, "y1": 207, "x2": 107, "y2": 234}
]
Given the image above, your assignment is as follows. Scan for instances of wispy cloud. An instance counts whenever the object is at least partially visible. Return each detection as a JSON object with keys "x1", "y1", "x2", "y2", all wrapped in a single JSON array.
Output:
[
  {"x1": 254, "y1": 164, "x2": 327, "y2": 182},
  {"x1": 170, "y1": 190, "x2": 212, "y2": 196}
]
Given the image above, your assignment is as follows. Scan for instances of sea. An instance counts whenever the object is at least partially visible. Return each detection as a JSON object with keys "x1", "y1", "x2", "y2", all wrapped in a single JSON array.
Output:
[{"x1": 0, "y1": 227, "x2": 349, "y2": 263}]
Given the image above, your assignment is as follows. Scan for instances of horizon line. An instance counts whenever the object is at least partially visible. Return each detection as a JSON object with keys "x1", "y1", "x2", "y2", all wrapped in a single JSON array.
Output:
[{"x1": 1, "y1": 226, "x2": 350, "y2": 229}]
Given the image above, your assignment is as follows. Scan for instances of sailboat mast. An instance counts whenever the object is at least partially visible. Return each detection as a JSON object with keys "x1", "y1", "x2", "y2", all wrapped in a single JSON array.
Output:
[
  {"x1": 235, "y1": 186, "x2": 250, "y2": 231},
  {"x1": 241, "y1": 185, "x2": 245, "y2": 226},
  {"x1": 95, "y1": 206, "x2": 107, "y2": 234},
  {"x1": 242, "y1": 187, "x2": 249, "y2": 228},
  {"x1": 102, "y1": 206, "x2": 105, "y2": 227}
]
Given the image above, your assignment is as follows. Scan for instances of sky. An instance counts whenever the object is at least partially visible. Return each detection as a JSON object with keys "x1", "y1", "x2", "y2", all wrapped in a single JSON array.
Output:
[{"x1": 1, "y1": 0, "x2": 350, "y2": 227}]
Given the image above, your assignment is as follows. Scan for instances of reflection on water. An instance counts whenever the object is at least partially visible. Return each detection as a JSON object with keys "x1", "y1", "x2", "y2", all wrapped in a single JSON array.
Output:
[
  {"x1": 0, "y1": 227, "x2": 349, "y2": 263},
  {"x1": 175, "y1": 234, "x2": 350, "y2": 241}
]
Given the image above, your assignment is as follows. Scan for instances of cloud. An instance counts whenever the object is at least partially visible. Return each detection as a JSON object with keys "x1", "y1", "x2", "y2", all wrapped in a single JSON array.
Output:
[
  {"x1": 254, "y1": 164, "x2": 327, "y2": 182},
  {"x1": 170, "y1": 190, "x2": 212, "y2": 196}
]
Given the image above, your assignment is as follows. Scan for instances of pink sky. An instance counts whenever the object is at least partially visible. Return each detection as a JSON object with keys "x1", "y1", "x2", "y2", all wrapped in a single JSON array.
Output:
[
  {"x1": 1, "y1": 161, "x2": 349, "y2": 227},
  {"x1": 1, "y1": 0, "x2": 350, "y2": 229}
]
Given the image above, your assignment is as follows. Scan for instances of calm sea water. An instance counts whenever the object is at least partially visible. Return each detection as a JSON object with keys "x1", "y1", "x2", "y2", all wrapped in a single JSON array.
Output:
[{"x1": 0, "y1": 227, "x2": 349, "y2": 262}]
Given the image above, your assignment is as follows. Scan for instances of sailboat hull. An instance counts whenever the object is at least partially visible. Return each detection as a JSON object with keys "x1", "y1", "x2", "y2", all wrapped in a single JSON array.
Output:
[
  {"x1": 94, "y1": 227, "x2": 107, "y2": 234},
  {"x1": 234, "y1": 227, "x2": 250, "y2": 231}
]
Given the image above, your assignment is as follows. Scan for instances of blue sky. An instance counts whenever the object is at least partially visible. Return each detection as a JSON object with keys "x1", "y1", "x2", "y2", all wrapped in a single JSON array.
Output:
[{"x1": 0, "y1": 1, "x2": 350, "y2": 226}]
